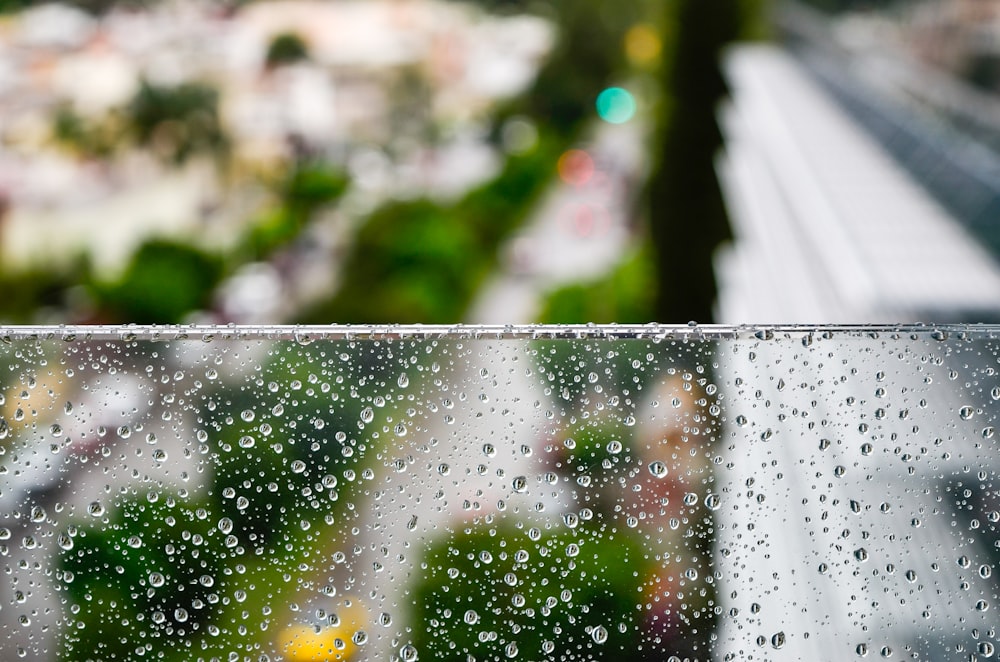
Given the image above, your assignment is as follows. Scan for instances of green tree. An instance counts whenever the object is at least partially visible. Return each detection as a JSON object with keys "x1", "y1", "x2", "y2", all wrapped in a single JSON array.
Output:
[
  {"x1": 128, "y1": 80, "x2": 227, "y2": 165},
  {"x1": 94, "y1": 239, "x2": 223, "y2": 323},
  {"x1": 264, "y1": 32, "x2": 309, "y2": 68},
  {"x1": 410, "y1": 521, "x2": 653, "y2": 661}
]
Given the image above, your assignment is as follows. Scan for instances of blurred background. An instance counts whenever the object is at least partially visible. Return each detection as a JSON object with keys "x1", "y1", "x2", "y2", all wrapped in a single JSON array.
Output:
[
  {"x1": 6, "y1": 2, "x2": 1000, "y2": 659},
  {"x1": 3, "y1": 0, "x2": 1000, "y2": 326}
]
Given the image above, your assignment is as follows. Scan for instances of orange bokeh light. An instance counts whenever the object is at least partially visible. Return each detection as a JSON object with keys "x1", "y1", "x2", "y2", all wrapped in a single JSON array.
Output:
[{"x1": 557, "y1": 149, "x2": 595, "y2": 187}]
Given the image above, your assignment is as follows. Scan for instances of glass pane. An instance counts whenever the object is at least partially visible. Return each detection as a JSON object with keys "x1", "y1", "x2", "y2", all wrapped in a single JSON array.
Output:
[{"x1": 0, "y1": 325, "x2": 995, "y2": 660}]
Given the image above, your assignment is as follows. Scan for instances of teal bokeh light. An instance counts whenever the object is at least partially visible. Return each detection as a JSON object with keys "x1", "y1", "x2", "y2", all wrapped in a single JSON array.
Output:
[{"x1": 596, "y1": 87, "x2": 636, "y2": 124}]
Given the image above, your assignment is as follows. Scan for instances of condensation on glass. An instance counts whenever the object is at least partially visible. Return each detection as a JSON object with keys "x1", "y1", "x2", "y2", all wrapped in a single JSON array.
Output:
[{"x1": 0, "y1": 325, "x2": 996, "y2": 661}]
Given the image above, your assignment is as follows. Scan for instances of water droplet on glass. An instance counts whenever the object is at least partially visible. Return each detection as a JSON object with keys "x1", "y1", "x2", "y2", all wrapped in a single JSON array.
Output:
[
  {"x1": 400, "y1": 644, "x2": 418, "y2": 661},
  {"x1": 88, "y1": 502, "x2": 105, "y2": 517},
  {"x1": 361, "y1": 407, "x2": 374, "y2": 424},
  {"x1": 705, "y1": 494, "x2": 721, "y2": 511},
  {"x1": 771, "y1": 631, "x2": 786, "y2": 649},
  {"x1": 512, "y1": 476, "x2": 528, "y2": 493},
  {"x1": 240, "y1": 409, "x2": 255, "y2": 422},
  {"x1": 960, "y1": 406, "x2": 975, "y2": 420},
  {"x1": 855, "y1": 548, "x2": 869, "y2": 562},
  {"x1": 149, "y1": 572, "x2": 165, "y2": 588},
  {"x1": 437, "y1": 463, "x2": 450, "y2": 476},
  {"x1": 606, "y1": 440, "x2": 622, "y2": 454},
  {"x1": 483, "y1": 443, "x2": 496, "y2": 458},
  {"x1": 648, "y1": 461, "x2": 668, "y2": 478},
  {"x1": 398, "y1": 373, "x2": 409, "y2": 388},
  {"x1": 464, "y1": 610, "x2": 479, "y2": 625},
  {"x1": 592, "y1": 625, "x2": 609, "y2": 644},
  {"x1": 290, "y1": 460, "x2": 307, "y2": 474}
]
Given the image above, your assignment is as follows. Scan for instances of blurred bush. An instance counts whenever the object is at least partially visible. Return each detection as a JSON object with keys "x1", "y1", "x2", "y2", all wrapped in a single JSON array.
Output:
[
  {"x1": 297, "y1": 134, "x2": 560, "y2": 323},
  {"x1": 92, "y1": 239, "x2": 223, "y2": 323},
  {"x1": 410, "y1": 520, "x2": 653, "y2": 661},
  {"x1": 52, "y1": 104, "x2": 125, "y2": 159},
  {"x1": 59, "y1": 339, "x2": 426, "y2": 659},
  {"x1": 240, "y1": 162, "x2": 349, "y2": 261},
  {"x1": 60, "y1": 496, "x2": 232, "y2": 660},
  {"x1": 0, "y1": 257, "x2": 91, "y2": 323},
  {"x1": 538, "y1": 248, "x2": 656, "y2": 324},
  {"x1": 128, "y1": 80, "x2": 227, "y2": 165},
  {"x1": 265, "y1": 31, "x2": 310, "y2": 68}
]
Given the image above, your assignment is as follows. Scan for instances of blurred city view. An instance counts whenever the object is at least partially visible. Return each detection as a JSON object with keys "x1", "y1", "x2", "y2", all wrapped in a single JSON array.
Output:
[{"x1": 0, "y1": 0, "x2": 771, "y2": 328}]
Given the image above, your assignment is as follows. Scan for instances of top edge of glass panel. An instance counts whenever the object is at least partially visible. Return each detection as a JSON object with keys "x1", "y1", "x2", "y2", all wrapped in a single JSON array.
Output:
[{"x1": 0, "y1": 323, "x2": 997, "y2": 341}]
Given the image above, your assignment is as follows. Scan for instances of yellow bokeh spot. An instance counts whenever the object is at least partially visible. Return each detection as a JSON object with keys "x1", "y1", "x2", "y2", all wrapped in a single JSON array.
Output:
[
  {"x1": 281, "y1": 600, "x2": 368, "y2": 662},
  {"x1": 624, "y1": 23, "x2": 662, "y2": 67}
]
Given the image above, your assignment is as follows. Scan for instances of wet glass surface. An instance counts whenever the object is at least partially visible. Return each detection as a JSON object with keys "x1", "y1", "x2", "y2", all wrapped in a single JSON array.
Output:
[{"x1": 0, "y1": 324, "x2": 997, "y2": 660}]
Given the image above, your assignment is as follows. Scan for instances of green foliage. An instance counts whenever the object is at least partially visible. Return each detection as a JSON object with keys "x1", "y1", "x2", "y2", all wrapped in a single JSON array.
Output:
[
  {"x1": 95, "y1": 239, "x2": 223, "y2": 323},
  {"x1": 0, "y1": 258, "x2": 89, "y2": 323},
  {"x1": 538, "y1": 248, "x2": 656, "y2": 324},
  {"x1": 0, "y1": 0, "x2": 30, "y2": 12},
  {"x1": 265, "y1": 32, "x2": 309, "y2": 67},
  {"x1": 52, "y1": 105, "x2": 126, "y2": 159},
  {"x1": 281, "y1": 162, "x2": 350, "y2": 217},
  {"x1": 127, "y1": 80, "x2": 226, "y2": 165},
  {"x1": 239, "y1": 163, "x2": 349, "y2": 260},
  {"x1": 410, "y1": 520, "x2": 653, "y2": 661},
  {"x1": 501, "y1": 0, "x2": 647, "y2": 137},
  {"x1": 58, "y1": 340, "x2": 426, "y2": 660},
  {"x1": 298, "y1": 135, "x2": 559, "y2": 323},
  {"x1": 60, "y1": 496, "x2": 232, "y2": 660}
]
